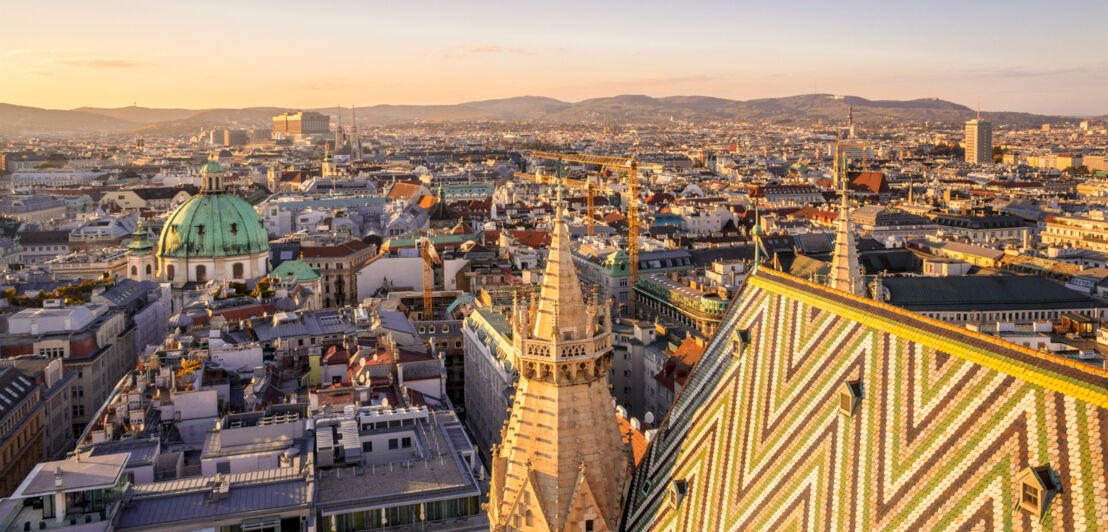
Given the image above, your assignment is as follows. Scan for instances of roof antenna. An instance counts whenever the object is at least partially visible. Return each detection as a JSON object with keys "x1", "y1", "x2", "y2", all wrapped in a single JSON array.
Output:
[{"x1": 976, "y1": 102, "x2": 981, "y2": 121}]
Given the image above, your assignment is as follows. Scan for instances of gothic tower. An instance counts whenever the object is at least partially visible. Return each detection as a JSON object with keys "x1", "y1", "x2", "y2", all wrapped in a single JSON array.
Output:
[
  {"x1": 488, "y1": 197, "x2": 632, "y2": 530},
  {"x1": 828, "y1": 178, "x2": 864, "y2": 296}
]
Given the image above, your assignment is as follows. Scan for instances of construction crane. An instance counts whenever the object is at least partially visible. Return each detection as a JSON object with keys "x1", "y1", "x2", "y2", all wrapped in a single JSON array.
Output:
[
  {"x1": 417, "y1": 237, "x2": 441, "y2": 320},
  {"x1": 527, "y1": 151, "x2": 642, "y2": 316},
  {"x1": 513, "y1": 170, "x2": 598, "y2": 236}
]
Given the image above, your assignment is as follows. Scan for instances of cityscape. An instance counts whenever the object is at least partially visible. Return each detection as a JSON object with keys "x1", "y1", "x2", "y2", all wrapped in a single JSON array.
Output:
[{"x1": 2, "y1": 2, "x2": 1108, "y2": 531}]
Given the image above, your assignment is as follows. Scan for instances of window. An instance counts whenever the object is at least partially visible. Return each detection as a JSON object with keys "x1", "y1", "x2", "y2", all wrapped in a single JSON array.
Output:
[
  {"x1": 72, "y1": 404, "x2": 84, "y2": 417},
  {"x1": 388, "y1": 438, "x2": 398, "y2": 450},
  {"x1": 233, "y1": 263, "x2": 244, "y2": 279},
  {"x1": 195, "y1": 265, "x2": 207, "y2": 282},
  {"x1": 131, "y1": 265, "x2": 137, "y2": 277},
  {"x1": 145, "y1": 264, "x2": 152, "y2": 275},
  {"x1": 216, "y1": 461, "x2": 230, "y2": 474},
  {"x1": 1022, "y1": 483, "x2": 1038, "y2": 507},
  {"x1": 525, "y1": 510, "x2": 534, "y2": 526},
  {"x1": 585, "y1": 519, "x2": 594, "y2": 532},
  {"x1": 401, "y1": 437, "x2": 412, "y2": 448},
  {"x1": 362, "y1": 441, "x2": 372, "y2": 452},
  {"x1": 166, "y1": 265, "x2": 175, "y2": 280}
]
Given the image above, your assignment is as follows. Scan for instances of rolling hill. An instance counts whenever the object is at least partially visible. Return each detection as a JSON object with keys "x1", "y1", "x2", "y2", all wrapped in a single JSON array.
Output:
[{"x1": 0, "y1": 94, "x2": 1089, "y2": 136}]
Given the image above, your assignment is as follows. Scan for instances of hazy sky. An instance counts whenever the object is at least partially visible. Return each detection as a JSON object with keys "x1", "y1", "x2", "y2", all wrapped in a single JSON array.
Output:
[{"x1": 3, "y1": 0, "x2": 1106, "y2": 115}]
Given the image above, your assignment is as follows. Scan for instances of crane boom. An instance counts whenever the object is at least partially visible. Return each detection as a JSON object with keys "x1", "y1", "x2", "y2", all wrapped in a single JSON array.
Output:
[{"x1": 526, "y1": 151, "x2": 641, "y2": 316}]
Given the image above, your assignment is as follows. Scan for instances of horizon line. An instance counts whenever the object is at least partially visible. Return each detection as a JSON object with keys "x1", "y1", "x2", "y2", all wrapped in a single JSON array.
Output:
[{"x1": 3, "y1": 92, "x2": 1103, "y2": 118}]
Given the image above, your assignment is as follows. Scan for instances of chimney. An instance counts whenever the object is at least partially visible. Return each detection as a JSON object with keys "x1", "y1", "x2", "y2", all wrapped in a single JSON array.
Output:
[{"x1": 54, "y1": 466, "x2": 63, "y2": 488}]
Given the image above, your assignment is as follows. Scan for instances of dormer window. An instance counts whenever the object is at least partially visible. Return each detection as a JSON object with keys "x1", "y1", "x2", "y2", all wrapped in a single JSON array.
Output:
[
  {"x1": 1016, "y1": 465, "x2": 1060, "y2": 522},
  {"x1": 196, "y1": 224, "x2": 205, "y2": 236},
  {"x1": 669, "y1": 478, "x2": 688, "y2": 510},
  {"x1": 230, "y1": 223, "x2": 238, "y2": 235},
  {"x1": 840, "y1": 380, "x2": 863, "y2": 417},
  {"x1": 732, "y1": 329, "x2": 750, "y2": 358}
]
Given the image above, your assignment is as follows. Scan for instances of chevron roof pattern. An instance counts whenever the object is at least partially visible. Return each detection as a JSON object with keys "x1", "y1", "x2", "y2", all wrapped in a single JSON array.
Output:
[{"x1": 623, "y1": 267, "x2": 1108, "y2": 530}]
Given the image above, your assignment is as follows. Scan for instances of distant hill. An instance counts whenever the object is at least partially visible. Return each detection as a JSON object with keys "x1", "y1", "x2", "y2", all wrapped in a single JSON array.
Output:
[
  {"x1": 0, "y1": 94, "x2": 1088, "y2": 136},
  {"x1": 0, "y1": 103, "x2": 133, "y2": 134},
  {"x1": 73, "y1": 106, "x2": 198, "y2": 125}
]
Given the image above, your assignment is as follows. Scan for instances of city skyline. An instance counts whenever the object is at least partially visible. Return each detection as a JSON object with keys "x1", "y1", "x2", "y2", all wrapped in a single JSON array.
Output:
[{"x1": 2, "y1": 0, "x2": 1107, "y2": 115}]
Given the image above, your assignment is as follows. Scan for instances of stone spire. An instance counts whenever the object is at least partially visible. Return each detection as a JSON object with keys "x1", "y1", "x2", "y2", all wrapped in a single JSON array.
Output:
[
  {"x1": 828, "y1": 182, "x2": 865, "y2": 296},
  {"x1": 490, "y1": 193, "x2": 631, "y2": 530}
]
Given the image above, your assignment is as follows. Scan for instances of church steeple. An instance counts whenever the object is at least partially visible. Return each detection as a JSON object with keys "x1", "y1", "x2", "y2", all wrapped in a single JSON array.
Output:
[
  {"x1": 828, "y1": 178, "x2": 865, "y2": 296},
  {"x1": 490, "y1": 191, "x2": 631, "y2": 530}
]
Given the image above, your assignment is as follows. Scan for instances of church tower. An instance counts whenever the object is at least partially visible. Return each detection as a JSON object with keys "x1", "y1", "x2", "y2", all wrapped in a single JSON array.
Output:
[
  {"x1": 125, "y1": 220, "x2": 156, "y2": 281},
  {"x1": 488, "y1": 195, "x2": 632, "y2": 530}
]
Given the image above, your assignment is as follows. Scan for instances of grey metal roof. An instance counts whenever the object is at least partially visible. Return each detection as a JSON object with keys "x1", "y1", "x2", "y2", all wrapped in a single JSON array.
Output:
[
  {"x1": 884, "y1": 275, "x2": 1104, "y2": 312},
  {"x1": 86, "y1": 438, "x2": 159, "y2": 466},
  {"x1": 116, "y1": 479, "x2": 310, "y2": 529}
]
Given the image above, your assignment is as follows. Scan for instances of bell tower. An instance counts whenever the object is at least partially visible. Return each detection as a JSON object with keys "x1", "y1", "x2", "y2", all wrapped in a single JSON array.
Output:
[{"x1": 125, "y1": 220, "x2": 156, "y2": 281}]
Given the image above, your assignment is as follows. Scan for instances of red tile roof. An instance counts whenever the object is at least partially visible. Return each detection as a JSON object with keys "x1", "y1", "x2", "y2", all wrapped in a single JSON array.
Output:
[{"x1": 300, "y1": 240, "x2": 371, "y2": 259}]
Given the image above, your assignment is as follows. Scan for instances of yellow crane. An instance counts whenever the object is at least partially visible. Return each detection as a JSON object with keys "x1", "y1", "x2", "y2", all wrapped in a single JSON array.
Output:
[
  {"x1": 417, "y1": 237, "x2": 441, "y2": 320},
  {"x1": 527, "y1": 151, "x2": 642, "y2": 316}
]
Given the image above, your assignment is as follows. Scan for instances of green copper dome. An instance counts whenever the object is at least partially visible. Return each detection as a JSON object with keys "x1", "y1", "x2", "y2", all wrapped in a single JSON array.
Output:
[
  {"x1": 157, "y1": 193, "x2": 268, "y2": 259},
  {"x1": 201, "y1": 161, "x2": 224, "y2": 174},
  {"x1": 126, "y1": 223, "x2": 155, "y2": 255}
]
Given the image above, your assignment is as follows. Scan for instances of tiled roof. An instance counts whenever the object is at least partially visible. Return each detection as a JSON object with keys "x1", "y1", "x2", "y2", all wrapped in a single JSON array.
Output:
[{"x1": 624, "y1": 267, "x2": 1108, "y2": 529}]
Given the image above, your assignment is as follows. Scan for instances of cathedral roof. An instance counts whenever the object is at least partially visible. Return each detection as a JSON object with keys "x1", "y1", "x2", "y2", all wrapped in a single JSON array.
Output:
[{"x1": 623, "y1": 267, "x2": 1108, "y2": 529}]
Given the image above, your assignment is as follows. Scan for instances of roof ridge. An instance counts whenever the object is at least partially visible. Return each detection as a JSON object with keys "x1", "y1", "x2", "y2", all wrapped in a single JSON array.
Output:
[{"x1": 752, "y1": 268, "x2": 1108, "y2": 402}]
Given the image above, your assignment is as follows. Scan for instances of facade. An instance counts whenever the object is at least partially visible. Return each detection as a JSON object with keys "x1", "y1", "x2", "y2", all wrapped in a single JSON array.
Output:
[
  {"x1": 299, "y1": 239, "x2": 374, "y2": 308},
  {"x1": 461, "y1": 304, "x2": 515, "y2": 461},
  {"x1": 488, "y1": 203, "x2": 632, "y2": 530},
  {"x1": 633, "y1": 273, "x2": 729, "y2": 337},
  {"x1": 0, "y1": 368, "x2": 44, "y2": 497},
  {"x1": 932, "y1": 212, "x2": 1027, "y2": 243},
  {"x1": 624, "y1": 267, "x2": 1108, "y2": 530},
  {"x1": 1042, "y1": 214, "x2": 1108, "y2": 253},
  {"x1": 965, "y1": 118, "x2": 993, "y2": 164},
  {"x1": 0, "y1": 358, "x2": 75, "y2": 461}
]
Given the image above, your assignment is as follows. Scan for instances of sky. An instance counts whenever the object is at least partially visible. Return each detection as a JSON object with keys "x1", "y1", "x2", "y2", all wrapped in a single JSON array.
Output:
[{"x1": 2, "y1": 0, "x2": 1106, "y2": 116}]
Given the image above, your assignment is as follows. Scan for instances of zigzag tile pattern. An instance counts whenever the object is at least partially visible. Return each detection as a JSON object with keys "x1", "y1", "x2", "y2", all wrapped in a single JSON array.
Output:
[{"x1": 623, "y1": 268, "x2": 1108, "y2": 531}]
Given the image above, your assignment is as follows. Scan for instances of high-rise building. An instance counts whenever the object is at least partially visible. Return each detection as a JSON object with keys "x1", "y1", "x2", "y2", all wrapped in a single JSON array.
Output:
[
  {"x1": 272, "y1": 111, "x2": 329, "y2": 136},
  {"x1": 488, "y1": 198, "x2": 632, "y2": 530},
  {"x1": 965, "y1": 117, "x2": 992, "y2": 164}
]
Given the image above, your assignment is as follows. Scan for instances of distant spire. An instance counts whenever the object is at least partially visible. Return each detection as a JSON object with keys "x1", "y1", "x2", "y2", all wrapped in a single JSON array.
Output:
[{"x1": 828, "y1": 180, "x2": 865, "y2": 296}]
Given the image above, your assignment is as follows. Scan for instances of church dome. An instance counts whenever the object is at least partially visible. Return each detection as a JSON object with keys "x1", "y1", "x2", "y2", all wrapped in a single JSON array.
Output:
[
  {"x1": 157, "y1": 193, "x2": 268, "y2": 259},
  {"x1": 200, "y1": 161, "x2": 224, "y2": 174}
]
